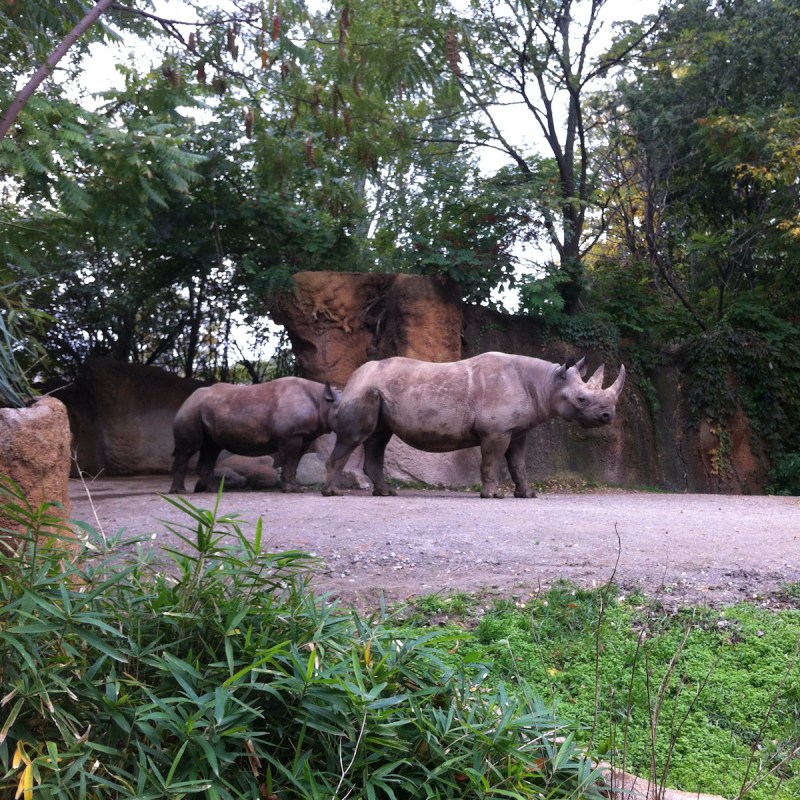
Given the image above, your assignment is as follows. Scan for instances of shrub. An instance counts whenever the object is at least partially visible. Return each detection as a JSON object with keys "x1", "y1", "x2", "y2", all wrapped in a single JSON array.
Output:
[{"x1": 0, "y1": 483, "x2": 607, "y2": 799}]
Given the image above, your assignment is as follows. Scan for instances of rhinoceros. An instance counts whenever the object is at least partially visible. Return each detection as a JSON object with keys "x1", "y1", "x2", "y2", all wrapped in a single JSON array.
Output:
[
  {"x1": 322, "y1": 352, "x2": 625, "y2": 499},
  {"x1": 169, "y1": 377, "x2": 340, "y2": 494}
]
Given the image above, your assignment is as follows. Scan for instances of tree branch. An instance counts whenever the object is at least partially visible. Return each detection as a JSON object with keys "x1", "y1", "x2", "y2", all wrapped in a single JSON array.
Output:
[{"x1": 0, "y1": 0, "x2": 117, "y2": 141}]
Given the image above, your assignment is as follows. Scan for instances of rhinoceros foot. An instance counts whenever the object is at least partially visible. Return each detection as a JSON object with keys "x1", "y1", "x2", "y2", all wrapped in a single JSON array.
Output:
[
  {"x1": 321, "y1": 485, "x2": 343, "y2": 497},
  {"x1": 514, "y1": 486, "x2": 538, "y2": 498},
  {"x1": 281, "y1": 482, "x2": 305, "y2": 494},
  {"x1": 372, "y1": 487, "x2": 397, "y2": 497},
  {"x1": 480, "y1": 487, "x2": 505, "y2": 499}
]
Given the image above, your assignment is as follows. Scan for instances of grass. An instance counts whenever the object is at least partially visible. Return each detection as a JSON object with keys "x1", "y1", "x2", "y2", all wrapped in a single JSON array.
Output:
[
  {"x1": 3, "y1": 477, "x2": 798, "y2": 798},
  {"x1": 407, "y1": 582, "x2": 800, "y2": 799}
]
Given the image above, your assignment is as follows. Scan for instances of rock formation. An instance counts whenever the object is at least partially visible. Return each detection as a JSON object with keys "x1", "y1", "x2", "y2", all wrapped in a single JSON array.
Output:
[
  {"x1": 0, "y1": 396, "x2": 73, "y2": 547},
  {"x1": 49, "y1": 271, "x2": 768, "y2": 493}
]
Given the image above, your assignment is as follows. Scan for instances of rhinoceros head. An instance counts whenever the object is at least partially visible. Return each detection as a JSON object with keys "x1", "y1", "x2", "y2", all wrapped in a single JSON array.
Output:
[{"x1": 553, "y1": 357, "x2": 626, "y2": 428}]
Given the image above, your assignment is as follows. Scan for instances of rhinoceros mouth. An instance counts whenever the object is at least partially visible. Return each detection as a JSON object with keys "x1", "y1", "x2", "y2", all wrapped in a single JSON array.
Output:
[{"x1": 578, "y1": 415, "x2": 613, "y2": 429}]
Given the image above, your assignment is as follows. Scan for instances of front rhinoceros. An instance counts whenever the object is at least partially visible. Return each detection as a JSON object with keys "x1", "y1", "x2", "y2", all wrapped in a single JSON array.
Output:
[
  {"x1": 322, "y1": 352, "x2": 625, "y2": 498},
  {"x1": 170, "y1": 377, "x2": 339, "y2": 494}
]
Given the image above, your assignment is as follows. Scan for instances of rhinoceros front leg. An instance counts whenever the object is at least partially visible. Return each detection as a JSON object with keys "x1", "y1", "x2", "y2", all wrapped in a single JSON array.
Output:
[
  {"x1": 478, "y1": 434, "x2": 512, "y2": 498},
  {"x1": 363, "y1": 429, "x2": 395, "y2": 496},
  {"x1": 506, "y1": 431, "x2": 536, "y2": 498}
]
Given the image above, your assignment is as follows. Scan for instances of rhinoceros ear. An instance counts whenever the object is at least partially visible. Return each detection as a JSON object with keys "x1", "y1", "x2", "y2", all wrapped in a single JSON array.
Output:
[
  {"x1": 323, "y1": 381, "x2": 339, "y2": 402},
  {"x1": 557, "y1": 356, "x2": 586, "y2": 379},
  {"x1": 586, "y1": 364, "x2": 605, "y2": 389},
  {"x1": 575, "y1": 356, "x2": 587, "y2": 377}
]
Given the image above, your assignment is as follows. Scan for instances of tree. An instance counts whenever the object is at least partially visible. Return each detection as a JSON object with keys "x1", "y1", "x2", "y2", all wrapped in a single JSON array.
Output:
[
  {"x1": 595, "y1": 0, "x2": 800, "y2": 332},
  {"x1": 450, "y1": 0, "x2": 662, "y2": 313}
]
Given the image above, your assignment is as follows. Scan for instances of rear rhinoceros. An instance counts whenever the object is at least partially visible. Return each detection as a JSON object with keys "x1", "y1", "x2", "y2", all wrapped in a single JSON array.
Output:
[
  {"x1": 322, "y1": 352, "x2": 625, "y2": 499},
  {"x1": 170, "y1": 377, "x2": 339, "y2": 494}
]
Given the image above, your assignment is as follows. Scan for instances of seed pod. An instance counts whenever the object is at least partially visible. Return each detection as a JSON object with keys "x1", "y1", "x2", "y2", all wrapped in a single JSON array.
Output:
[
  {"x1": 343, "y1": 107, "x2": 353, "y2": 135},
  {"x1": 226, "y1": 26, "x2": 236, "y2": 55},
  {"x1": 339, "y1": 6, "x2": 350, "y2": 57},
  {"x1": 244, "y1": 107, "x2": 255, "y2": 138},
  {"x1": 197, "y1": 62, "x2": 207, "y2": 84},
  {"x1": 261, "y1": 48, "x2": 269, "y2": 69},
  {"x1": 272, "y1": 14, "x2": 280, "y2": 40},
  {"x1": 446, "y1": 27, "x2": 461, "y2": 77},
  {"x1": 188, "y1": 31, "x2": 197, "y2": 52},
  {"x1": 304, "y1": 136, "x2": 316, "y2": 168},
  {"x1": 162, "y1": 65, "x2": 181, "y2": 88}
]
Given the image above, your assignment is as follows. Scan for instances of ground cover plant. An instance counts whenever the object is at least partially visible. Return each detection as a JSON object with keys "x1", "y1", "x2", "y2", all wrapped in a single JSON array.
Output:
[
  {"x1": 0, "y1": 480, "x2": 608, "y2": 800},
  {"x1": 408, "y1": 583, "x2": 800, "y2": 799}
]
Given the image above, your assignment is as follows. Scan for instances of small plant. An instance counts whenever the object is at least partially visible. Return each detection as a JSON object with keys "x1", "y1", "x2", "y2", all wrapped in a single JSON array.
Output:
[
  {"x1": 0, "y1": 486, "x2": 609, "y2": 799},
  {"x1": 0, "y1": 289, "x2": 50, "y2": 409}
]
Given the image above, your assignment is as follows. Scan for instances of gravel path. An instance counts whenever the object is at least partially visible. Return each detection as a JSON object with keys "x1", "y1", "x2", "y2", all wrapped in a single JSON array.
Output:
[{"x1": 70, "y1": 477, "x2": 800, "y2": 609}]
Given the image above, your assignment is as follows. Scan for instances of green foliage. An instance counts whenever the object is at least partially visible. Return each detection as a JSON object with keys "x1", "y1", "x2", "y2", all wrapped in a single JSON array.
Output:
[
  {"x1": 680, "y1": 293, "x2": 800, "y2": 490},
  {"x1": 769, "y1": 453, "x2": 800, "y2": 496},
  {"x1": 421, "y1": 582, "x2": 800, "y2": 800},
  {"x1": 0, "y1": 288, "x2": 51, "y2": 408},
  {"x1": 517, "y1": 270, "x2": 569, "y2": 327},
  {"x1": 557, "y1": 314, "x2": 620, "y2": 360},
  {"x1": 0, "y1": 484, "x2": 608, "y2": 799}
]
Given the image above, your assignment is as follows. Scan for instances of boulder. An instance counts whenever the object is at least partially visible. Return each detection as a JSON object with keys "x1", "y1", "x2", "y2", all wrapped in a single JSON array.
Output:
[
  {"x1": 216, "y1": 455, "x2": 281, "y2": 490},
  {"x1": 0, "y1": 396, "x2": 74, "y2": 548}
]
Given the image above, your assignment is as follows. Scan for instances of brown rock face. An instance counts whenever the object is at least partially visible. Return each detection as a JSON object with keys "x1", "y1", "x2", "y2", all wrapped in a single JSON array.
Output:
[
  {"x1": 270, "y1": 272, "x2": 463, "y2": 385},
  {"x1": 0, "y1": 396, "x2": 73, "y2": 545},
  {"x1": 55, "y1": 359, "x2": 205, "y2": 476}
]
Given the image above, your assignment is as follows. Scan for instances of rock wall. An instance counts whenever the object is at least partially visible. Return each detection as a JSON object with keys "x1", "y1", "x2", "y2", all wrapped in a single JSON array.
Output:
[
  {"x1": 54, "y1": 359, "x2": 205, "y2": 477},
  {"x1": 50, "y1": 272, "x2": 768, "y2": 493},
  {"x1": 462, "y1": 305, "x2": 768, "y2": 493}
]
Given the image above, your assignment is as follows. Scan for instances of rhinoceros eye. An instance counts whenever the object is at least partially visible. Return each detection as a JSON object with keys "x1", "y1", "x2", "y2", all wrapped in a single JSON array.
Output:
[{"x1": 576, "y1": 395, "x2": 587, "y2": 405}]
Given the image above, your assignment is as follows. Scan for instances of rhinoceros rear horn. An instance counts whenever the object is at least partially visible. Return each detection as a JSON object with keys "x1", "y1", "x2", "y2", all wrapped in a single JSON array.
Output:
[
  {"x1": 609, "y1": 364, "x2": 626, "y2": 399},
  {"x1": 586, "y1": 364, "x2": 605, "y2": 389}
]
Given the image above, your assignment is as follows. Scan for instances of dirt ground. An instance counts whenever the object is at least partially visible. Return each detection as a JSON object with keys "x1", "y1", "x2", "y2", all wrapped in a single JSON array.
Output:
[{"x1": 69, "y1": 476, "x2": 800, "y2": 611}]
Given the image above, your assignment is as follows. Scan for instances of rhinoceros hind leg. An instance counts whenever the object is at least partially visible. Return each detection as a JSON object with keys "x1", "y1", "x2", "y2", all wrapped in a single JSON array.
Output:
[
  {"x1": 324, "y1": 389, "x2": 381, "y2": 495},
  {"x1": 194, "y1": 438, "x2": 222, "y2": 493},
  {"x1": 169, "y1": 456, "x2": 190, "y2": 494},
  {"x1": 277, "y1": 437, "x2": 305, "y2": 493},
  {"x1": 506, "y1": 433, "x2": 536, "y2": 498},
  {"x1": 478, "y1": 434, "x2": 511, "y2": 499},
  {"x1": 363, "y1": 429, "x2": 394, "y2": 496}
]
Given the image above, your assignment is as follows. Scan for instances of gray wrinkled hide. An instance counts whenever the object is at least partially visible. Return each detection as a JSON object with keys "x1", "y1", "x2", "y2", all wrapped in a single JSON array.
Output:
[
  {"x1": 323, "y1": 352, "x2": 624, "y2": 499},
  {"x1": 170, "y1": 377, "x2": 339, "y2": 494}
]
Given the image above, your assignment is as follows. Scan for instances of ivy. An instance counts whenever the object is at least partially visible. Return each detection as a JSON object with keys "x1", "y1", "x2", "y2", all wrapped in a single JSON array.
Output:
[{"x1": 684, "y1": 302, "x2": 800, "y2": 492}]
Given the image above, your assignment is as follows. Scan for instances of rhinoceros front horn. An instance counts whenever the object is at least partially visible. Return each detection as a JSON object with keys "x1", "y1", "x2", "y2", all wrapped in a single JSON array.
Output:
[{"x1": 609, "y1": 364, "x2": 626, "y2": 399}]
